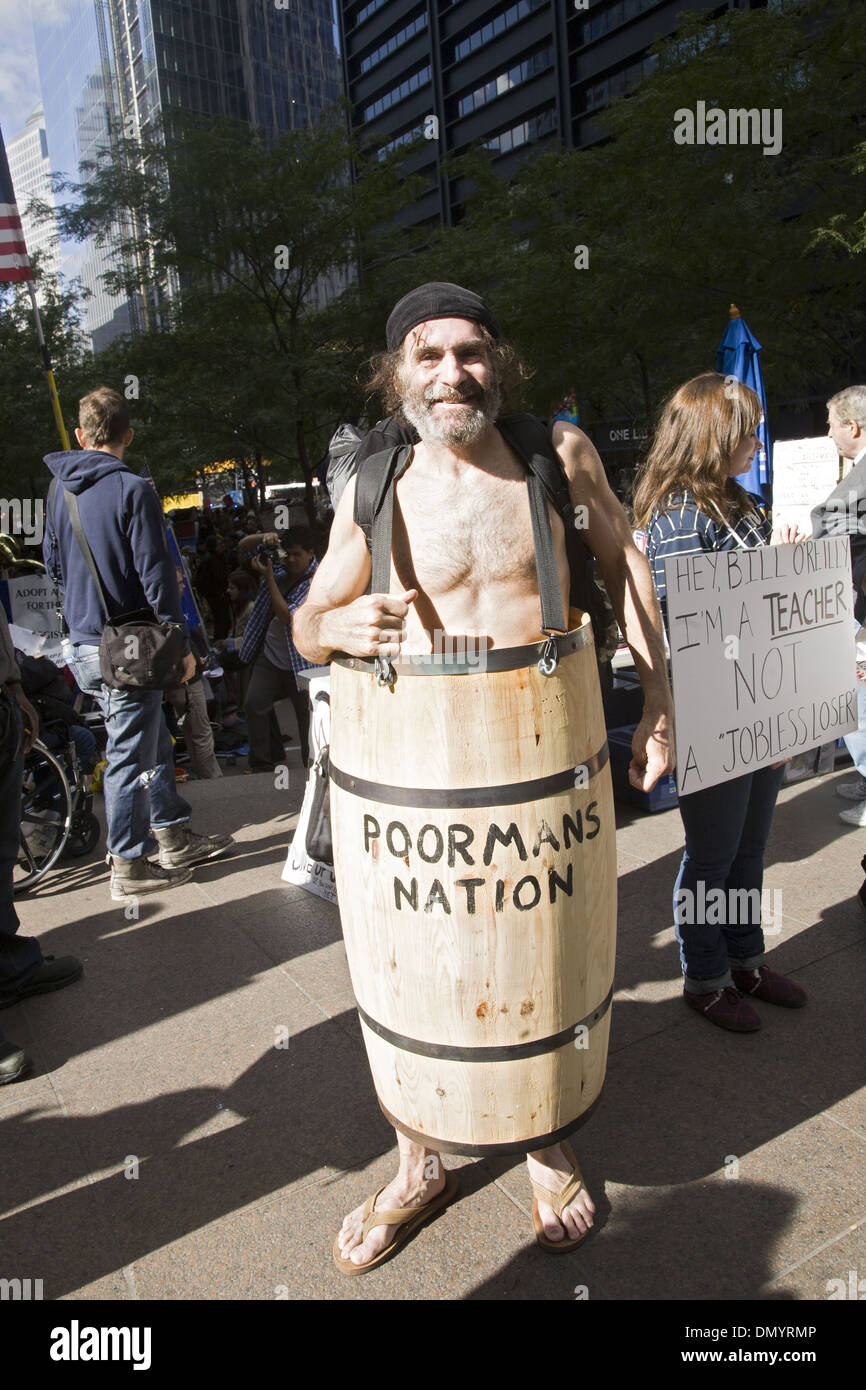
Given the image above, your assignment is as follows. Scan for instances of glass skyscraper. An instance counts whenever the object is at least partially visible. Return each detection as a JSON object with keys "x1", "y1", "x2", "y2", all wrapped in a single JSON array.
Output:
[{"x1": 31, "y1": 0, "x2": 341, "y2": 349}]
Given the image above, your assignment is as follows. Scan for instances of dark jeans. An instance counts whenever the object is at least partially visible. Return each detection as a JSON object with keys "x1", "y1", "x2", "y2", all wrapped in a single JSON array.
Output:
[
  {"x1": 244, "y1": 655, "x2": 309, "y2": 769},
  {"x1": 69, "y1": 645, "x2": 192, "y2": 858},
  {"x1": 0, "y1": 691, "x2": 43, "y2": 1003},
  {"x1": 674, "y1": 762, "x2": 785, "y2": 992}
]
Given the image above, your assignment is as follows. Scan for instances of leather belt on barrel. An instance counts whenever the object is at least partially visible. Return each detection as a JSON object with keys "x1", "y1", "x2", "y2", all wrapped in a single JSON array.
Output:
[{"x1": 331, "y1": 619, "x2": 594, "y2": 676}]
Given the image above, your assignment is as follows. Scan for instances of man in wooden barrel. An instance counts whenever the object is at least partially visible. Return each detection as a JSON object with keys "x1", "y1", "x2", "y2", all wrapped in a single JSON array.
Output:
[{"x1": 295, "y1": 283, "x2": 674, "y2": 1272}]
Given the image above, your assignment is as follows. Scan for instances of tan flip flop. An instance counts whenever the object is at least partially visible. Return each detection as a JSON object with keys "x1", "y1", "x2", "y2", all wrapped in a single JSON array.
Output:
[
  {"x1": 332, "y1": 1170, "x2": 460, "y2": 1276},
  {"x1": 530, "y1": 1141, "x2": 591, "y2": 1253}
]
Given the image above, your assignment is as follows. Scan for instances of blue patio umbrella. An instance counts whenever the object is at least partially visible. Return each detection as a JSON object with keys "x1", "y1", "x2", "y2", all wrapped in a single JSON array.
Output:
[{"x1": 715, "y1": 305, "x2": 771, "y2": 505}]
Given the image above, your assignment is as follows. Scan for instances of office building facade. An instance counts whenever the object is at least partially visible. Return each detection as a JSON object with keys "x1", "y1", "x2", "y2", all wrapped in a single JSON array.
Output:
[
  {"x1": 5, "y1": 104, "x2": 62, "y2": 289},
  {"x1": 31, "y1": 0, "x2": 341, "y2": 349},
  {"x1": 338, "y1": 0, "x2": 766, "y2": 227}
]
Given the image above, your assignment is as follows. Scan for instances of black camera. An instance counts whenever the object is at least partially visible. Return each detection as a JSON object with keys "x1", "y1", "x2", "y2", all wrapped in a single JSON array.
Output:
[{"x1": 255, "y1": 542, "x2": 281, "y2": 563}]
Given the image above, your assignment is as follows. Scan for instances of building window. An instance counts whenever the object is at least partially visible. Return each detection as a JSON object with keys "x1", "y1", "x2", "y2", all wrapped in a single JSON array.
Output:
[
  {"x1": 363, "y1": 65, "x2": 431, "y2": 121},
  {"x1": 457, "y1": 47, "x2": 553, "y2": 118},
  {"x1": 484, "y1": 108, "x2": 555, "y2": 155},
  {"x1": 377, "y1": 123, "x2": 424, "y2": 161},
  {"x1": 453, "y1": 0, "x2": 547, "y2": 64},
  {"x1": 583, "y1": 0, "x2": 660, "y2": 44},
  {"x1": 584, "y1": 52, "x2": 658, "y2": 112},
  {"x1": 359, "y1": 12, "x2": 428, "y2": 76},
  {"x1": 356, "y1": 0, "x2": 388, "y2": 24}
]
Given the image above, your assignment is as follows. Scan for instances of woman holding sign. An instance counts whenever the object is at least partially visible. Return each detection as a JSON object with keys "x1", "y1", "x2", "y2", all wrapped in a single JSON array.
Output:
[{"x1": 633, "y1": 373, "x2": 807, "y2": 1032}]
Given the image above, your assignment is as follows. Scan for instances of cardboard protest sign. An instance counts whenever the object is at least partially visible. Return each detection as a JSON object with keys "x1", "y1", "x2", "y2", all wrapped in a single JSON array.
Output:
[
  {"x1": 0, "y1": 574, "x2": 65, "y2": 662},
  {"x1": 665, "y1": 538, "x2": 857, "y2": 794},
  {"x1": 771, "y1": 436, "x2": 839, "y2": 537}
]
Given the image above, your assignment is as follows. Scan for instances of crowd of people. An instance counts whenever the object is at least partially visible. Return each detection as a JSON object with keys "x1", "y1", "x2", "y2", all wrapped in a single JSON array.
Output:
[{"x1": 0, "y1": 285, "x2": 863, "y2": 1282}]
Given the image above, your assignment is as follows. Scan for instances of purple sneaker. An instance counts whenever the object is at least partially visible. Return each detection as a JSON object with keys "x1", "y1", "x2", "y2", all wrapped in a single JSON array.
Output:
[
  {"x1": 683, "y1": 985, "x2": 761, "y2": 1032},
  {"x1": 731, "y1": 965, "x2": 807, "y2": 1008}
]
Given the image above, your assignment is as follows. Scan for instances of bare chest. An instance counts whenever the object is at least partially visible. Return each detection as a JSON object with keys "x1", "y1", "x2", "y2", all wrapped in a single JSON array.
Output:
[{"x1": 393, "y1": 465, "x2": 538, "y2": 593}]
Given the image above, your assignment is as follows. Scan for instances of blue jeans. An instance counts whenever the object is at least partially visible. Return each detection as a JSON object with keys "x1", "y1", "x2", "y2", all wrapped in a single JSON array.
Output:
[
  {"x1": 674, "y1": 763, "x2": 785, "y2": 992},
  {"x1": 69, "y1": 645, "x2": 191, "y2": 859}
]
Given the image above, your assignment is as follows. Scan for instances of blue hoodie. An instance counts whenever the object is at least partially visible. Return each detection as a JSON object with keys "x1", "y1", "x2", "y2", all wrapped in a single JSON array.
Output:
[{"x1": 42, "y1": 450, "x2": 190, "y2": 651}]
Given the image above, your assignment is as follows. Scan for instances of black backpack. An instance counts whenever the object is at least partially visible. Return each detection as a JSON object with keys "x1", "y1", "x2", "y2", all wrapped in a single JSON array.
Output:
[{"x1": 351, "y1": 413, "x2": 617, "y2": 660}]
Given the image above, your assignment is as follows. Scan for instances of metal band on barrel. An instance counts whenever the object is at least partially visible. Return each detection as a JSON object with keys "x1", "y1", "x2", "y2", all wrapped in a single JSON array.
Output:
[
  {"x1": 332, "y1": 621, "x2": 593, "y2": 677},
  {"x1": 329, "y1": 742, "x2": 609, "y2": 809},
  {"x1": 378, "y1": 1090, "x2": 605, "y2": 1159},
  {"x1": 356, "y1": 983, "x2": 613, "y2": 1063}
]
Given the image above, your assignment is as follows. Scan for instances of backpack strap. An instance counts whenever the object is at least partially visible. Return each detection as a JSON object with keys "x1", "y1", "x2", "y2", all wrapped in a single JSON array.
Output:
[{"x1": 353, "y1": 443, "x2": 415, "y2": 595}]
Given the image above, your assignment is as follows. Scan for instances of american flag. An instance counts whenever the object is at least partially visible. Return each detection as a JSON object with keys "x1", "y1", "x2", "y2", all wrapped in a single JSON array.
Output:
[{"x1": 0, "y1": 125, "x2": 33, "y2": 283}]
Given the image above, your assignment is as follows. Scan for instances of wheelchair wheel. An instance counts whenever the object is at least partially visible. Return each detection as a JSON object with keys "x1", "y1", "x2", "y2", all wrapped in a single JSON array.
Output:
[
  {"x1": 15, "y1": 741, "x2": 73, "y2": 892},
  {"x1": 64, "y1": 807, "x2": 101, "y2": 858}
]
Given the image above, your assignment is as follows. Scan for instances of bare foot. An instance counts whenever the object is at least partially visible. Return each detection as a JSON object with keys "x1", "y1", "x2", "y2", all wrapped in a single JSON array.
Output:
[
  {"x1": 335, "y1": 1147, "x2": 445, "y2": 1268},
  {"x1": 526, "y1": 1143, "x2": 595, "y2": 1244}
]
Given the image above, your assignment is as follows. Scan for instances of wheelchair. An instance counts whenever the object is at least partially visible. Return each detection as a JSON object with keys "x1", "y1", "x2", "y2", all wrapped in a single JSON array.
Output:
[{"x1": 15, "y1": 723, "x2": 101, "y2": 894}]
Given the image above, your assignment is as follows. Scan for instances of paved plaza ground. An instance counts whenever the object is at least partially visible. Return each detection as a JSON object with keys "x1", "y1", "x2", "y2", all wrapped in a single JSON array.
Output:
[{"x1": 2, "y1": 725, "x2": 864, "y2": 1302}]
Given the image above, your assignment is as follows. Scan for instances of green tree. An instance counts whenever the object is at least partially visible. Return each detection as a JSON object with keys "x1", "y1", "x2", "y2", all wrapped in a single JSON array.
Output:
[
  {"x1": 56, "y1": 107, "x2": 429, "y2": 513},
  {"x1": 0, "y1": 260, "x2": 90, "y2": 499}
]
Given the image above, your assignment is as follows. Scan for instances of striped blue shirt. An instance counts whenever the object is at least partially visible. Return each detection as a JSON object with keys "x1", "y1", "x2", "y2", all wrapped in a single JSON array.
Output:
[{"x1": 645, "y1": 490, "x2": 770, "y2": 630}]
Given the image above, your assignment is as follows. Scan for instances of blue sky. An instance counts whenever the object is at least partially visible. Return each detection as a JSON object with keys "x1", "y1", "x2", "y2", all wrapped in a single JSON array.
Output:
[
  {"x1": 0, "y1": 0, "x2": 47, "y2": 144},
  {"x1": 1, "y1": 0, "x2": 343, "y2": 148}
]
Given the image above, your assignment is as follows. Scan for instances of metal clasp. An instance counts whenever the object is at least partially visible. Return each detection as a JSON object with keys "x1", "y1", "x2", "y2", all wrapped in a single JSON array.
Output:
[
  {"x1": 374, "y1": 655, "x2": 396, "y2": 688},
  {"x1": 538, "y1": 634, "x2": 560, "y2": 676}
]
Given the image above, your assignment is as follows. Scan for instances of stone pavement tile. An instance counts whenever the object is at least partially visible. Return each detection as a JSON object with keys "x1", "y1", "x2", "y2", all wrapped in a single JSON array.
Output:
[
  {"x1": 277, "y1": 940, "x2": 353, "y2": 1003},
  {"x1": 58, "y1": 1271, "x2": 132, "y2": 1300},
  {"x1": 0, "y1": 1071, "x2": 57, "y2": 1118},
  {"x1": 50, "y1": 1002, "x2": 390, "y2": 1176},
  {"x1": 0, "y1": 1085, "x2": 95, "y2": 1224},
  {"x1": 185, "y1": 833, "x2": 301, "y2": 907},
  {"x1": 733, "y1": 1114, "x2": 865, "y2": 1276},
  {"x1": 615, "y1": 802, "x2": 683, "y2": 861},
  {"x1": 761, "y1": 1220, "x2": 866, "y2": 1301},
  {"x1": 233, "y1": 892, "x2": 345, "y2": 973},
  {"x1": 126, "y1": 1179, "x2": 339, "y2": 1300},
  {"x1": 17, "y1": 897, "x2": 318, "y2": 1084},
  {"x1": 0, "y1": 1170, "x2": 140, "y2": 1301}
]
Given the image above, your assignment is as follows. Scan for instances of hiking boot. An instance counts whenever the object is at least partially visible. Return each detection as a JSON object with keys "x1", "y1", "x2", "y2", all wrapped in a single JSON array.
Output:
[
  {"x1": 683, "y1": 985, "x2": 761, "y2": 1032},
  {"x1": 108, "y1": 854, "x2": 193, "y2": 901},
  {"x1": 0, "y1": 955, "x2": 83, "y2": 1009},
  {"x1": 0, "y1": 1040, "x2": 30, "y2": 1085},
  {"x1": 731, "y1": 965, "x2": 807, "y2": 1008},
  {"x1": 152, "y1": 825, "x2": 234, "y2": 869}
]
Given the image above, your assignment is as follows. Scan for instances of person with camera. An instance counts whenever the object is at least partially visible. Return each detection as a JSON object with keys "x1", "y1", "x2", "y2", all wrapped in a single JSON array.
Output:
[
  {"x1": 43, "y1": 387, "x2": 233, "y2": 901},
  {"x1": 236, "y1": 527, "x2": 321, "y2": 771}
]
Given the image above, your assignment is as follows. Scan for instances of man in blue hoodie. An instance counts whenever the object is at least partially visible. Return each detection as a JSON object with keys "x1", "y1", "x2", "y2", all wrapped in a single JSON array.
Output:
[{"x1": 44, "y1": 387, "x2": 232, "y2": 901}]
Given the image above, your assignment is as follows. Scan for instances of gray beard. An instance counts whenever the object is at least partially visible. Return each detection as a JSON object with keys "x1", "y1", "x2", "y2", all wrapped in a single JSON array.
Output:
[{"x1": 399, "y1": 380, "x2": 502, "y2": 446}]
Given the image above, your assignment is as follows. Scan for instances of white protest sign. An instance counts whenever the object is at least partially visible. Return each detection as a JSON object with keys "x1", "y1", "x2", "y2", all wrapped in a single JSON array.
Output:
[
  {"x1": 1, "y1": 575, "x2": 65, "y2": 662},
  {"x1": 665, "y1": 538, "x2": 857, "y2": 794},
  {"x1": 771, "y1": 436, "x2": 839, "y2": 538}
]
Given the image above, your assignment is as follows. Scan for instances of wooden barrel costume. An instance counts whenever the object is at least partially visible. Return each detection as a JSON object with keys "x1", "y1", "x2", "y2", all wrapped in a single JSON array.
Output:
[{"x1": 329, "y1": 608, "x2": 616, "y2": 1156}]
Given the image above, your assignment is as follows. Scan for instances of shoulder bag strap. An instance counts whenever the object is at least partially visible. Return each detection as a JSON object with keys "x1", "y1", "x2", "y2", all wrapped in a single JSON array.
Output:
[{"x1": 62, "y1": 489, "x2": 111, "y2": 621}]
